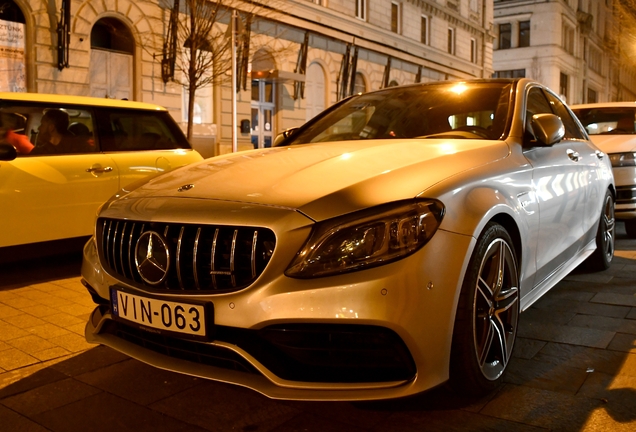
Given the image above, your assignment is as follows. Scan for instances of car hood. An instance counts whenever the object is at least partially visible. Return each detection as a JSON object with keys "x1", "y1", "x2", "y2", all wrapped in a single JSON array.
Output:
[
  {"x1": 117, "y1": 139, "x2": 509, "y2": 221},
  {"x1": 588, "y1": 134, "x2": 636, "y2": 153}
]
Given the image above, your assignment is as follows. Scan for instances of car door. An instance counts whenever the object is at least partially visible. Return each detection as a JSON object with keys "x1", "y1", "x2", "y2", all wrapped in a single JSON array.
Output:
[
  {"x1": 522, "y1": 86, "x2": 592, "y2": 285},
  {"x1": 0, "y1": 103, "x2": 119, "y2": 247},
  {"x1": 94, "y1": 107, "x2": 202, "y2": 188}
]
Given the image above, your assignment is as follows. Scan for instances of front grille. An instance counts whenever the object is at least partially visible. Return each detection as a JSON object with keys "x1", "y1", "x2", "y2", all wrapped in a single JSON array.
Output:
[
  {"x1": 101, "y1": 320, "x2": 417, "y2": 383},
  {"x1": 97, "y1": 218, "x2": 276, "y2": 293}
]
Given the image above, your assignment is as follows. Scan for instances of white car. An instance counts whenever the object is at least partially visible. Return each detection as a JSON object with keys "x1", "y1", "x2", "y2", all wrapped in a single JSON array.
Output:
[
  {"x1": 81, "y1": 79, "x2": 615, "y2": 401},
  {"x1": 571, "y1": 102, "x2": 636, "y2": 236}
]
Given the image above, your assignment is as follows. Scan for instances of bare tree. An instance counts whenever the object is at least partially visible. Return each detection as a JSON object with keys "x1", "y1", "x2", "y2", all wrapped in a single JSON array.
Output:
[{"x1": 147, "y1": 0, "x2": 289, "y2": 141}]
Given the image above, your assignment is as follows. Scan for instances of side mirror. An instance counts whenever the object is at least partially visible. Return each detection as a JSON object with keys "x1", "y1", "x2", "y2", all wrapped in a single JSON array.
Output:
[
  {"x1": 274, "y1": 127, "x2": 299, "y2": 146},
  {"x1": 0, "y1": 144, "x2": 17, "y2": 161},
  {"x1": 530, "y1": 113, "x2": 565, "y2": 146}
]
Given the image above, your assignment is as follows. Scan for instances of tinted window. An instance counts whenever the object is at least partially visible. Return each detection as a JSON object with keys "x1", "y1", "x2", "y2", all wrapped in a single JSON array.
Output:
[
  {"x1": 94, "y1": 109, "x2": 190, "y2": 152},
  {"x1": 0, "y1": 103, "x2": 97, "y2": 156},
  {"x1": 525, "y1": 87, "x2": 553, "y2": 142},
  {"x1": 284, "y1": 82, "x2": 512, "y2": 145},
  {"x1": 572, "y1": 107, "x2": 636, "y2": 135}
]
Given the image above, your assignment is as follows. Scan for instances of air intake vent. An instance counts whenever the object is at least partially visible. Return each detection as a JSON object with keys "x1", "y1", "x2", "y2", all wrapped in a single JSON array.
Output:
[{"x1": 97, "y1": 218, "x2": 276, "y2": 293}]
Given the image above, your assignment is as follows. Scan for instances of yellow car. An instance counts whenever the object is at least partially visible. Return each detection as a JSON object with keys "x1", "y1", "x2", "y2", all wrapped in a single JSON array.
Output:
[{"x1": 0, "y1": 93, "x2": 202, "y2": 252}]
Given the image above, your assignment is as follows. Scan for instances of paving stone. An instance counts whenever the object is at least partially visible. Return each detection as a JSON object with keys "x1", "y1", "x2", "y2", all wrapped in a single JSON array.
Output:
[
  {"x1": 0, "y1": 304, "x2": 23, "y2": 319},
  {"x1": 1, "y1": 314, "x2": 47, "y2": 330},
  {"x1": 0, "y1": 404, "x2": 49, "y2": 432},
  {"x1": 521, "y1": 307, "x2": 577, "y2": 326},
  {"x1": 41, "y1": 312, "x2": 84, "y2": 328},
  {"x1": 32, "y1": 347, "x2": 72, "y2": 362},
  {"x1": 77, "y1": 358, "x2": 201, "y2": 406},
  {"x1": 607, "y1": 333, "x2": 636, "y2": 354},
  {"x1": 591, "y1": 292, "x2": 636, "y2": 307},
  {"x1": 627, "y1": 308, "x2": 636, "y2": 320},
  {"x1": 48, "y1": 346, "x2": 128, "y2": 378},
  {"x1": 48, "y1": 332, "x2": 93, "y2": 353},
  {"x1": 18, "y1": 304, "x2": 60, "y2": 318},
  {"x1": 151, "y1": 381, "x2": 300, "y2": 432},
  {"x1": 518, "y1": 322, "x2": 615, "y2": 349},
  {"x1": 270, "y1": 412, "x2": 368, "y2": 432},
  {"x1": 533, "y1": 343, "x2": 628, "y2": 376},
  {"x1": 0, "y1": 296, "x2": 39, "y2": 309},
  {"x1": 26, "y1": 323, "x2": 70, "y2": 339},
  {"x1": 513, "y1": 338, "x2": 547, "y2": 360},
  {"x1": 372, "y1": 408, "x2": 547, "y2": 432},
  {"x1": 504, "y1": 357, "x2": 588, "y2": 394},
  {"x1": 0, "y1": 341, "x2": 10, "y2": 352},
  {"x1": 480, "y1": 384, "x2": 603, "y2": 430},
  {"x1": 618, "y1": 353, "x2": 636, "y2": 378},
  {"x1": 6, "y1": 335, "x2": 56, "y2": 355},
  {"x1": 34, "y1": 391, "x2": 216, "y2": 432},
  {"x1": 0, "y1": 348, "x2": 38, "y2": 371},
  {"x1": 2, "y1": 377, "x2": 101, "y2": 416},
  {"x1": 568, "y1": 314, "x2": 636, "y2": 334}
]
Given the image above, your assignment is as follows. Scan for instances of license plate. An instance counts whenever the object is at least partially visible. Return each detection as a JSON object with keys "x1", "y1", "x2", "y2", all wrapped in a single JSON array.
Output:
[{"x1": 110, "y1": 288, "x2": 208, "y2": 338}]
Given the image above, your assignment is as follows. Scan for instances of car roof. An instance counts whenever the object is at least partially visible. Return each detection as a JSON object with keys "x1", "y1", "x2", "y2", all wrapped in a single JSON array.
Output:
[
  {"x1": 0, "y1": 92, "x2": 168, "y2": 111},
  {"x1": 570, "y1": 101, "x2": 636, "y2": 109}
]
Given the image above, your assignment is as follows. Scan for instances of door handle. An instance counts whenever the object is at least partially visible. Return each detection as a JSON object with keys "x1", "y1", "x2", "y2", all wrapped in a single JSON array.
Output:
[
  {"x1": 86, "y1": 166, "x2": 114, "y2": 174},
  {"x1": 566, "y1": 149, "x2": 580, "y2": 162}
]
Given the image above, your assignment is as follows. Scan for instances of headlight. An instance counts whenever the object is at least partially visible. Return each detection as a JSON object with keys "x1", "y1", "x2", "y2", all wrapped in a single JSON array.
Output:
[
  {"x1": 286, "y1": 199, "x2": 445, "y2": 278},
  {"x1": 609, "y1": 152, "x2": 636, "y2": 167}
]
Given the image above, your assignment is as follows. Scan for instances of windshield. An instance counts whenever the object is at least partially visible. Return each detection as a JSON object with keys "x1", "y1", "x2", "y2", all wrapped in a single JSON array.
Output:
[
  {"x1": 284, "y1": 81, "x2": 513, "y2": 145},
  {"x1": 572, "y1": 107, "x2": 636, "y2": 135}
]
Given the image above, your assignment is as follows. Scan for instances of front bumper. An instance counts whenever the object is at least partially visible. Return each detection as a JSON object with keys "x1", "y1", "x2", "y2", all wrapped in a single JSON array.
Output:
[
  {"x1": 82, "y1": 228, "x2": 474, "y2": 401},
  {"x1": 612, "y1": 167, "x2": 636, "y2": 219}
]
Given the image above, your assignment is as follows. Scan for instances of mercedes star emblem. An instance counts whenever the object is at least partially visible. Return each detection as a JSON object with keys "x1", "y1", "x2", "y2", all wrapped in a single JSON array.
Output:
[{"x1": 135, "y1": 231, "x2": 170, "y2": 285}]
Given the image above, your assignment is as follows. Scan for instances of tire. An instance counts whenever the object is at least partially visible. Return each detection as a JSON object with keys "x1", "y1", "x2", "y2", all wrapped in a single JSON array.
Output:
[
  {"x1": 450, "y1": 222, "x2": 520, "y2": 396},
  {"x1": 625, "y1": 219, "x2": 636, "y2": 239},
  {"x1": 585, "y1": 190, "x2": 615, "y2": 271}
]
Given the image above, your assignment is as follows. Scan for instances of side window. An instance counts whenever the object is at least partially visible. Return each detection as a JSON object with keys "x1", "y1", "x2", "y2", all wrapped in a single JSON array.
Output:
[
  {"x1": 525, "y1": 87, "x2": 553, "y2": 142},
  {"x1": 544, "y1": 91, "x2": 587, "y2": 140},
  {"x1": 0, "y1": 104, "x2": 96, "y2": 156},
  {"x1": 96, "y1": 109, "x2": 190, "y2": 152}
]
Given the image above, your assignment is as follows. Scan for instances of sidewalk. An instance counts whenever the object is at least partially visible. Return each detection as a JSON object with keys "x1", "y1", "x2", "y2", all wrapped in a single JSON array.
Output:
[{"x1": 1, "y1": 229, "x2": 636, "y2": 431}]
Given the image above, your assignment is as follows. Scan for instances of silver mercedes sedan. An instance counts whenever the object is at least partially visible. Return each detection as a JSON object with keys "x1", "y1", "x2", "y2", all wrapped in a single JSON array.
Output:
[{"x1": 81, "y1": 78, "x2": 615, "y2": 401}]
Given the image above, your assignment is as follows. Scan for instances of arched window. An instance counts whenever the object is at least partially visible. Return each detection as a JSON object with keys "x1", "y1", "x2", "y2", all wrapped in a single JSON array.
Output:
[
  {"x1": 305, "y1": 62, "x2": 326, "y2": 121},
  {"x1": 90, "y1": 18, "x2": 134, "y2": 99},
  {"x1": 354, "y1": 72, "x2": 367, "y2": 95},
  {"x1": 0, "y1": 0, "x2": 25, "y2": 23},
  {"x1": 251, "y1": 49, "x2": 276, "y2": 148}
]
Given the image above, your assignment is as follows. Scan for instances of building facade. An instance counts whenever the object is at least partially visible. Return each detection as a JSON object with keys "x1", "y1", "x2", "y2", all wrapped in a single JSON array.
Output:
[
  {"x1": 493, "y1": 0, "x2": 636, "y2": 105},
  {"x1": 0, "y1": 0, "x2": 495, "y2": 155}
]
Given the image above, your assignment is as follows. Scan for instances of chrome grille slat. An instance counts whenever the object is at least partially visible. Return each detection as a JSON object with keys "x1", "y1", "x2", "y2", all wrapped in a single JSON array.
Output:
[
  {"x1": 211, "y1": 228, "x2": 219, "y2": 289},
  {"x1": 119, "y1": 222, "x2": 127, "y2": 278},
  {"x1": 193, "y1": 227, "x2": 202, "y2": 290},
  {"x1": 251, "y1": 230, "x2": 258, "y2": 278},
  {"x1": 177, "y1": 226, "x2": 185, "y2": 290},
  {"x1": 230, "y1": 229, "x2": 238, "y2": 288},
  {"x1": 97, "y1": 218, "x2": 275, "y2": 293}
]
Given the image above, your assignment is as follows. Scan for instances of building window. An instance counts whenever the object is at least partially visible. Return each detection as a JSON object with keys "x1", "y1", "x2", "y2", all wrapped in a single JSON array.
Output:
[
  {"x1": 421, "y1": 16, "x2": 429, "y2": 45},
  {"x1": 471, "y1": 38, "x2": 477, "y2": 63},
  {"x1": 391, "y1": 2, "x2": 401, "y2": 34},
  {"x1": 562, "y1": 23, "x2": 575, "y2": 54},
  {"x1": 560, "y1": 72, "x2": 569, "y2": 102},
  {"x1": 587, "y1": 87, "x2": 597, "y2": 103},
  {"x1": 499, "y1": 23, "x2": 511, "y2": 49},
  {"x1": 448, "y1": 28, "x2": 455, "y2": 55},
  {"x1": 588, "y1": 45, "x2": 602, "y2": 74},
  {"x1": 470, "y1": 0, "x2": 479, "y2": 12},
  {"x1": 355, "y1": 0, "x2": 366, "y2": 20},
  {"x1": 492, "y1": 69, "x2": 525, "y2": 78},
  {"x1": 519, "y1": 21, "x2": 530, "y2": 47}
]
